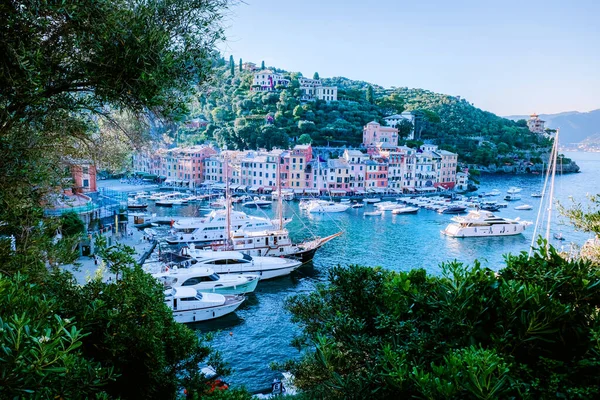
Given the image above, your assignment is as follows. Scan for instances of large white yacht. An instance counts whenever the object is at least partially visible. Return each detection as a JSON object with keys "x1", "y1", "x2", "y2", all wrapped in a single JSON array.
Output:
[
  {"x1": 164, "y1": 287, "x2": 245, "y2": 323},
  {"x1": 165, "y1": 210, "x2": 290, "y2": 245},
  {"x1": 178, "y1": 247, "x2": 303, "y2": 280},
  {"x1": 306, "y1": 200, "x2": 350, "y2": 213},
  {"x1": 442, "y1": 210, "x2": 531, "y2": 238},
  {"x1": 154, "y1": 266, "x2": 259, "y2": 294}
]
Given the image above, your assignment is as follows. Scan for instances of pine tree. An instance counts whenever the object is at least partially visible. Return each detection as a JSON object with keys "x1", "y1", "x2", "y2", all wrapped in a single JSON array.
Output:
[
  {"x1": 366, "y1": 85, "x2": 374, "y2": 104},
  {"x1": 239, "y1": 58, "x2": 242, "y2": 72},
  {"x1": 261, "y1": 60, "x2": 265, "y2": 69},
  {"x1": 229, "y1": 55, "x2": 234, "y2": 75},
  {"x1": 313, "y1": 72, "x2": 320, "y2": 80}
]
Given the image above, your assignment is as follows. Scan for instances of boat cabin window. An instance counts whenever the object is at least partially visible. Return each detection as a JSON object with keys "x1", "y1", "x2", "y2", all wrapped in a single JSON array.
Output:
[
  {"x1": 181, "y1": 274, "x2": 220, "y2": 285},
  {"x1": 180, "y1": 297, "x2": 198, "y2": 301},
  {"x1": 207, "y1": 259, "x2": 246, "y2": 265}
]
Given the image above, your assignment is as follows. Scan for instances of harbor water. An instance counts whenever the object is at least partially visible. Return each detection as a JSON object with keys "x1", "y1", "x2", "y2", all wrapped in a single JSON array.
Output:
[{"x1": 145, "y1": 151, "x2": 599, "y2": 391}]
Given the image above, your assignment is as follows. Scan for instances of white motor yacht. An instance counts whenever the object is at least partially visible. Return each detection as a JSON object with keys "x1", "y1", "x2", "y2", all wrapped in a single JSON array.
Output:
[
  {"x1": 243, "y1": 196, "x2": 273, "y2": 208},
  {"x1": 363, "y1": 198, "x2": 381, "y2": 204},
  {"x1": 442, "y1": 210, "x2": 530, "y2": 238},
  {"x1": 164, "y1": 287, "x2": 245, "y2": 323},
  {"x1": 392, "y1": 207, "x2": 419, "y2": 214},
  {"x1": 483, "y1": 189, "x2": 501, "y2": 197},
  {"x1": 307, "y1": 200, "x2": 350, "y2": 213},
  {"x1": 154, "y1": 266, "x2": 259, "y2": 294},
  {"x1": 178, "y1": 247, "x2": 303, "y2": 280},
  {"x1": 165, "y1": 210, "x2": 288, "y2": 245}
]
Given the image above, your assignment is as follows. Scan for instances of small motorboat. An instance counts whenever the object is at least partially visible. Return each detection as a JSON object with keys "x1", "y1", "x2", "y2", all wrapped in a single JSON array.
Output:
[
  {"x1": 127, "y1": 201, "x2": 148, "y2": 210},
  {"x1": 483, "y1": 189, "x2": 501, "y2": 197},
  {"x1": 363, "y1": 198, "x2": 381, "y2": 204},
  {"x1": 554, "y1": 232, "x2": 565, "y2": 241},
  {"x1": 392, "y1": 207, "x2": 419, "y2": 214},
  {"x1": 351, "y1": 203, "x2": 364, "y2": 208},
  {"x1": 164, "y1": 287, "x2": 245, "y2": 323},
  {"x1": 364, "y1": 210, "x2": 383, "y2": 216},
  {"x1": 439, "y1": 205, "x2": 467, "y2": 214},
  {"x1": 515, "y1": 204, "x2": 533, "y2": 210},
  {"x1": 243, "y1": 196, "x2": 273, "y2": 208},
  {"x1": 504, "y1": 195, "x2": 521, "y2": 202},
  {"x1": 531, "y1": 192, "x2": 542, "y2": 198}
]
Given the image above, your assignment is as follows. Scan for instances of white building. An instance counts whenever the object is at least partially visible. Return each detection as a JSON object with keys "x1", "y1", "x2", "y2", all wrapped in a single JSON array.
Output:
[
  {"x1": 250, "y1": 70, "x2": 290, "y2": 92},
  {"x1": 383, "y1": 111, "x2": 415, "y2": 140},
  {"x1": 298, "y1": 76, "x2": 337, "y2": 101}
]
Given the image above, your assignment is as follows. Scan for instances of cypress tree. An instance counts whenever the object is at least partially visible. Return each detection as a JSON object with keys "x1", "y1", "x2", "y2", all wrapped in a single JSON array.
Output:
[
  {"x1": 229, "y1": 55, "x2": 234, "y2": 75},
  {"x1": 261, "y1": 60, "x2": 265, "y2": 69},
  {"x1": 239, "y1": 58, "x2": 242, "y2": 72}
]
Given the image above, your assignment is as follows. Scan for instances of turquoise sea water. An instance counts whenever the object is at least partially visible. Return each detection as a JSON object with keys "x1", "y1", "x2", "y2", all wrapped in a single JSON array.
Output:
[{"x1": 148, "y1": 151, "x2": 600, "y2": 391}]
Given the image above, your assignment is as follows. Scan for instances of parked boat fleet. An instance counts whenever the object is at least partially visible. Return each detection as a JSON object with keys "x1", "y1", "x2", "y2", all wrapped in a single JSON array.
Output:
[{"x1": 128, "y1": 185, "x2": 539, "y2": 323}]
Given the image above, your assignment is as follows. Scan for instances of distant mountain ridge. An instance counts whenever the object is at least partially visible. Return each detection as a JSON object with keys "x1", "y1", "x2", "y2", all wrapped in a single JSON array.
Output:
[{"x1": 505, "y1": 109, "x2": 600, "y2": 144}]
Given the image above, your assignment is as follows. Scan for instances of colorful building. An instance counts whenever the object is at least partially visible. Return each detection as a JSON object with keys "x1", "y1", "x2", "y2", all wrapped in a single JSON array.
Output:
[{"x1": 362, "y1": 121, "x2": 399, "y2": 147}]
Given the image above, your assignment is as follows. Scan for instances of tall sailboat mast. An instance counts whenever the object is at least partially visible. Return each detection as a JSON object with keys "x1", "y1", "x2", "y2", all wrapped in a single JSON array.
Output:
[
  {"x1": 224, "y1": 150, "x2": 232, "y2": 248},
  {"x1": 277, "y1": 155, "x2": 283, "y2": 230},
  {"x1": 529, "y1": 129, "x2": 560, "y2": 257},
  {"x1": 544, "y1": 129, "x2": 559, "y2": 248}
]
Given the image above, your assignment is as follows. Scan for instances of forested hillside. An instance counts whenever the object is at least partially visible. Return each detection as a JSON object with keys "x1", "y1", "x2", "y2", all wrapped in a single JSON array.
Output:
[{"x1": 179, "y1": 60, "x2": 551, "y2": 164}]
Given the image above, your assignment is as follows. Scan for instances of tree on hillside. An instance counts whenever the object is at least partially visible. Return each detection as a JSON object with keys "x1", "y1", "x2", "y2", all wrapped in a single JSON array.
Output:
[
  {"x1": 413, "y1": 109, "x2": 441, "y2": 139},
  {"x1": 239, "y1": 58, "x2": 243, "y2": 72},
  {"x1": 395, "y1": 119, "x2": 414, "y2": 140},
  {"x1": 229, "y1": 55, "x2": 235, "y2": 75},
  {"x1": 376, "y1": 92, "x2": 405, "y2": 115},
  {"x1": 298, "y1": 133, "x2": 313, "y2": 144},
  {"x1": 261, "y1": 60, "x2": 265, "y2": 69},
  {"x1": 366, "y1": 85, "x2": 374, "y2": 104},
  {"x1": 282, "y1": 242, "x2": 600, "y2": 399},
  {"x1": 313, "y1": 72, "x2": 320, "y2": 80}
]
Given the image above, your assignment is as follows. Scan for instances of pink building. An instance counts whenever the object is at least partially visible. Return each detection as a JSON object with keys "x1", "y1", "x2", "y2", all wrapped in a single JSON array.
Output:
[
  {"x1": 362, "y1": 121, "x2": 399, "y2": 147},
  {"x1": 69, "y1": 161, "x2": 97, "y2": 194},
  {"x1": 162, "y1": 145, "x2": 217, "y2": 187},
  {"x1": 433, "y1": 149, "x2": 458, "y2": 190}
]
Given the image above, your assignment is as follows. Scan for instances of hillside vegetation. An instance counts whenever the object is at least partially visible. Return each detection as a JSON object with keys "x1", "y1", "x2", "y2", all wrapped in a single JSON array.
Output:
[{"x1": 179, "y1": 60, "x2": 551, "y2": 164}]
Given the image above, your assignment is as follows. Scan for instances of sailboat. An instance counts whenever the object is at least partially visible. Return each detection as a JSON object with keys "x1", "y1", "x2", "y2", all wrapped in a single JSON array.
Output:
[{"x1": 206, "y1": 155, "x2": 342, "y2": 262}]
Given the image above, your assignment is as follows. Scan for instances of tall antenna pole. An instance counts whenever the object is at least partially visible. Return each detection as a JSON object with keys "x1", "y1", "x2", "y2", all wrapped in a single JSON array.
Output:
[{"x1": 544, "y1": 129, "x2": 559, "y2": 249}]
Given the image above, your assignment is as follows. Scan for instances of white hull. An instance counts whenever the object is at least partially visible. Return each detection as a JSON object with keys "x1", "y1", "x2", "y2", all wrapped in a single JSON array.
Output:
[
  {"x1": 308, "y1": 203, "x2": 350, "y2": 213},
  {"x1": 173, "y1": 298, "x2": 245, "y2": 323},
  {"x1": 442, "y1": 224, "x2": 527, "y2": 237},
  {"x1": 210, "y1": 264, "x2": 300, "y2": 280}
]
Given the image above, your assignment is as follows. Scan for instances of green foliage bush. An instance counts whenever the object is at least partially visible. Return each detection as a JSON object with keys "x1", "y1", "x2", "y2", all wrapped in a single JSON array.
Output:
[{"x1": 282, "y1": 243, "x2": 600, "y2": 399}]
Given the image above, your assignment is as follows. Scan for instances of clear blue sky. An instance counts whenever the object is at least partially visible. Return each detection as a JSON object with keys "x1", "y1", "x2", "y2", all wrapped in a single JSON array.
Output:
[{"x1": 220, "y1": 0, "x2": 599, "y2": 116}]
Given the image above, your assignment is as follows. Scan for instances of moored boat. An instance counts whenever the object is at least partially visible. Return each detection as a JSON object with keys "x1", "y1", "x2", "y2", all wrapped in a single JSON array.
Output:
[
  {"x1": 178, "y1": 248, "x2": 303, "y2": 280},
  {"x1": 364, "y1": 210, "x2": 383, "y2": 216},
  {"x1": 442, "y1": 210, "x2": 531, "y2": 238},
  {"x1": 515, "y1": 204, "x2": 533, "y2": 210},
  {"x1": 504, "y1": 194, "x2": 521, "y2": 201},
  {"x1": 164, "y1": 287, "x2": 245, "y2": 323},
  {"x1": 392, "y1": 207, "x2": 419, "y2": 214},
  {"x1": 154, "y1": 266, "x2": 259, "y2": 294}
]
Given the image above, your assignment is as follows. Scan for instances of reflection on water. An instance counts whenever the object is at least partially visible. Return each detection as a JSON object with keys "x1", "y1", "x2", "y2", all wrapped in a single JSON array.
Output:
[{"x1": 141, "y1": 151, "x2": 600, "y2": 391}]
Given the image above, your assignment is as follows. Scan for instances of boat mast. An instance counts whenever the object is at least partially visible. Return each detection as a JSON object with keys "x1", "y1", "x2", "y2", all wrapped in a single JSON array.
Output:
[
  {"x1": 544, "y1": 129, "x2": 559, "y2": 248},
  {"x1": 277, "y1": 155, "x2": 283, "y2": 230},
  {"x1": 224, "y1": 150, "x2": 232, "y2": 249},
  {"x1": 529, "y1": 129, "x2": 559, "y2": 257}
]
